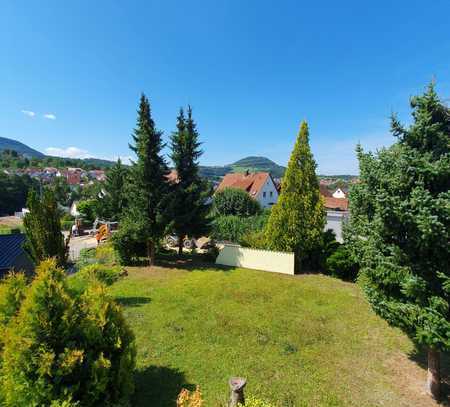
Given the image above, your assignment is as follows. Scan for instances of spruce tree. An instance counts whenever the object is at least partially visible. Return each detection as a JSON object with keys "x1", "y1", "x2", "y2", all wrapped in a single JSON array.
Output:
[
  {"x1": 101, "y1": 158, "x2": 128, "y2": 220},
  {"x1": 345, "y1": 83, "x2": 450, "y2": 399},
  {"x1": 168, "y1": 106, "x2": 211, "y2": 255},
  {"x1": 265, "y1": 121, "x2": 325, "y2": 270},
  {"x1": 124, "y1": 94, "x2": 169, "y2": 266},
  {"x1": 23, "y1": 189, "x2": 68, "y2": 267}
]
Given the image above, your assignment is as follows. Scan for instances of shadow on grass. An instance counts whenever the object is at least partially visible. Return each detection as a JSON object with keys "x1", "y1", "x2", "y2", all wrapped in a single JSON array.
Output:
[
  {"x1": 156, "y1": 252, "x2": 234, "y2": 273},
  {"x1": 133, "y1": 365, "x2": 194, "y2": 407},
  {"x1": 408, "y1": 347, "x2": 450, "y2": 403},
  {"x1": 115, "y1": 296, "x2": 152, "y2": 307}
]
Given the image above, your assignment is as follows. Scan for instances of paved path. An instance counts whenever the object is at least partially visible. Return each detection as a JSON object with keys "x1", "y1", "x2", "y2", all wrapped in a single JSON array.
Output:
[{"x1": 68, "y1": 235, "x2": 97, "y2": 261}]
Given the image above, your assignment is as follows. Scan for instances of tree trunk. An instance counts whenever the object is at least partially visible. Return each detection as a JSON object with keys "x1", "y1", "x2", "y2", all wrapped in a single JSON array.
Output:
[
  {"x1": 426, "y1": 348, "x2": 440, "y2": 400},
  {"x1": 147, "y1": 240, "x2": 155, "y2": 267},
  {"x1": 178, "y1": 235, "x2": 183, "y2": 256}
]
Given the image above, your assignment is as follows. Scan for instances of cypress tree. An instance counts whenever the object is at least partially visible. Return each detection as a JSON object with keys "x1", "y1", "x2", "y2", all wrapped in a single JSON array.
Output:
[
  {"x1": 168, "y1": 106, "x2": 211, "y2": 255},
  {"x1": 345, "y1": 83, "x2": 450, "y2": 399},
  {"x1": 124, "y1": 94, "x2": 169, "y2": 266},
  {"x1": 265, "y1": 121, "x2": 325, "y2": 270},
  {"x1": 23, "y1": 189, "x2": 68, "y2": 267}
]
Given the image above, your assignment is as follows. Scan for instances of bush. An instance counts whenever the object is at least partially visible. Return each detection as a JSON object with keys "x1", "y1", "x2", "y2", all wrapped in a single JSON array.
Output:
[
  {"x1": 0, "y1": 272, "x2": 27, "y2": 352},
  {"x1": 0, "y1": 260, "x2": 136, "y2": 406},
  {"x1": 61, "y1": 220, "x2": 74, "y2": 231},
  {"x1": 238, "y1": 395, "x2": 275, "y2": 407},
  {"x1": 240, "y1": 229, "x2": 267, "y2": 249},
  {"x1": 177, "y1": 386, "x2": 203, "y2": 406},
  {"x1": 302, "y1": 229, "x2": 340, "y2": 271},
  {"x1": 112, "y1": 219, "x2": 147, "y2": 265},
  {"x1": 326, "y1": 244, "x2": 359, "y2": 281},
  {"x1": 176, "y1": 387, "x2": 274, "y2": 407},
  {"x1": 69, "y1": 264, "x2": 123, "y2": 294},
  {"x1": 95, "y1": 243, "x2": 117, "y2": 265},
  {"x1": 61, "y1": 213, "x2": 75, "y2": 222},
  {"x1": 75, "y1": 247, "x2": 97, "y2": 269},
  {"x1": 211, "y1": 215, "x2": 249, "y2": 242},
  {"x1": 77, "y1": 199, "x2": 98, "y2": 223},
  {"x1": 212, "y1": 187, "x2": 261, "y2": 217},
  {"x1": 211, "y1": 211, "x2": 270, "y2": 244}
]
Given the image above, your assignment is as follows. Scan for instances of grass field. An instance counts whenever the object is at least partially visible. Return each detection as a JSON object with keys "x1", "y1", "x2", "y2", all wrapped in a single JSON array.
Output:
[{"x1": 106, "y1": 260, "x2": 440, "y2": 407}]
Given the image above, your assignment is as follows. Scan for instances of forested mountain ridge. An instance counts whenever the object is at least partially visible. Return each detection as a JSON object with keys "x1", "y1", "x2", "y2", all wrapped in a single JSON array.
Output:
[
  {"x1": 199, "y1": 156, "x2": 286, "y2": 179},
  {"x1": 0, "y1": 137, "x2": 45, "y2": 158}
]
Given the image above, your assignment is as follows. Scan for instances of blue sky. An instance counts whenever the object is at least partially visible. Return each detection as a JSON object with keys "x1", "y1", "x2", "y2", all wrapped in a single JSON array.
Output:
[{"x1": 1, "y1": 0, "x2": 449, "y2": 174}]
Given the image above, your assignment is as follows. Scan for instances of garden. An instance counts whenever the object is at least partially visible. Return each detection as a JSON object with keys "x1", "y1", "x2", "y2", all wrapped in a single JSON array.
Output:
[{"x1": 78, "y1": 246, "x2": 442, "y2": 406}]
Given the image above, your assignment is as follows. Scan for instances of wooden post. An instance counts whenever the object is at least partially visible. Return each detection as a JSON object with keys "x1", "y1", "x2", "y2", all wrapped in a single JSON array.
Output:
[{"x1": 229, "y1": 377, "x2": 246, "y2": 406}]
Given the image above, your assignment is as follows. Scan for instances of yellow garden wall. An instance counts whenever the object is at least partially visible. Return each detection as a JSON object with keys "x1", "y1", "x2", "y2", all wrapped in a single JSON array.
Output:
[{"x1": 216, "y1": 244, "x2": 295, "y2": 275}]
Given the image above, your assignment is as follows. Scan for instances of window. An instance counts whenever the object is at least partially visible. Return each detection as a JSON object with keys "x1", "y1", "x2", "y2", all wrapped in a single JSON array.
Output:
[
  {"x1": 270, "y1": 191, "x2": 273, "y2": 197},
  {"x1": 263, "y1": 191, "x2": 266, "y2": 198}
]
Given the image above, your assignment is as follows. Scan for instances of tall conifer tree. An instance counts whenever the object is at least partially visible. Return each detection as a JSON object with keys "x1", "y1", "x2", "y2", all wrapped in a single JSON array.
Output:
[
  {"x1": 168, "y1": 106, "x2": 211, "y2": 255},
  {"x1": 345, "y1": 83, "x2": 450, "y2": 398},
  {"x1": 265, "y1": 121, "x2": 325, "y2": 270},
  {"x1": 100, "y1": 158, "x2": 128, "y2": 220},
  {"x1": 125, "y1": 94, "x2": 169, "y2": 266}
]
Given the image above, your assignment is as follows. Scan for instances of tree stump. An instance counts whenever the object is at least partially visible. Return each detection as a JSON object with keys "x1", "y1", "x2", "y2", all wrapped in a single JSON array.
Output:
[{"x1": 229, "y1": 377, "x2": 246, "y2": 406}]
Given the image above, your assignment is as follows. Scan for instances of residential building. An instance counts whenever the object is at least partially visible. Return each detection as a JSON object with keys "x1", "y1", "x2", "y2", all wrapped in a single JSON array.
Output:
[
  {"x1": 320, "y1": 188, "x2": 349, "y2": 243},
  {"x1": 216, "y1": 171, "x2": 279, "y2": 208},
  {"x1": 88, "y1": 170, "x2": 106, "y2": 182},
  {"x1": 332, "y1": 188, "x2": 347, "y2": 199}
]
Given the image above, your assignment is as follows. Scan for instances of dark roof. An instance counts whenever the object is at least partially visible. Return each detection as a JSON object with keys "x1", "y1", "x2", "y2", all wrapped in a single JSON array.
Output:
[{"x1": 0, "y1": 233, "x2": 27, "y2": 269}]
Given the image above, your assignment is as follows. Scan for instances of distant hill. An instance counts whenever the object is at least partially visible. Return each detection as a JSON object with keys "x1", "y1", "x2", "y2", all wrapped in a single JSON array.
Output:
[
  {"x1": 1, "y1": 137, "x2": 356, "y2": 179},
  {"x1": 0, "y1": 137, "x2": 45, "y2": 158},
  {"x1": 66, "y1": 157, "x2": 116, "y2": 168},
  {"x1": 0, "y1": 137, "x2": 116, "y2": 169},
  {"x1": 199, "y1": 156, "x2": 286, "y2": 180},
  {"x1": 230, "y1": 156, "x2": 286, "y2": 178}
]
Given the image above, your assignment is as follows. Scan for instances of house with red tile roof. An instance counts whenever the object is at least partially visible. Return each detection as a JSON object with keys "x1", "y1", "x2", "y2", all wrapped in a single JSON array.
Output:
[
  {"x1": 323, "y1": 196, "x2": 349, "y2": 211},
  {"x1": 215, "y1": 171, "x2": 279, "y2": 208}
]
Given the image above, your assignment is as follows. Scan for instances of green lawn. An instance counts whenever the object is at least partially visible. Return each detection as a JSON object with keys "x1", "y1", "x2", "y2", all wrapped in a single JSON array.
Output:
[{"x1": 107, "y1": 263, "x2": 435, "y2": 407}]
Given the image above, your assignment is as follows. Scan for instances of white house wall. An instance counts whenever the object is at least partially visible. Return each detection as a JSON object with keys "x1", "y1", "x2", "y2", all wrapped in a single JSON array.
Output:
[
  {"x1": 332, "y1": 188, "x2": 346, "y2": 199},
  {"x1": 255, "y1": 177, "x2": 279, "y2": 208}
]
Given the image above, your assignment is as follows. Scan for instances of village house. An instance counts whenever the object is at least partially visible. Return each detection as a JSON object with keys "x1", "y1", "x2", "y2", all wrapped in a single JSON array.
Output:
[
  {"x1": 88, "y1": 169, "x2": 106, "y2": 182},
  {"x1": 65, "y1": 171, "x2": 82, "y2": 186},
  {"x1": 319, "y1": 184, "x2": 349, "y2": 211},
  {"x1": 215, "y1": 171, "x2": 279, "y2": 208},
  {"x1": 318, "y1": 184, "x2": 349, "y2": 242},
  {"x1": 331, "y1": 188, "x2": 347, "y2": 199}
]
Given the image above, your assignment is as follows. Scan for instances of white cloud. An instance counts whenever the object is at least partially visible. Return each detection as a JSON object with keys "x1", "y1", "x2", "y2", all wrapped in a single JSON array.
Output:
[
  {"x1": 45, "y1": 146, "x2": 91, "y2": 159},
  {"x1": 21, "y1": 110, "x2": 35, "y2": 117},
  {"x1": 43, "y1": 113, "x2": 56, "y2": 120}
]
